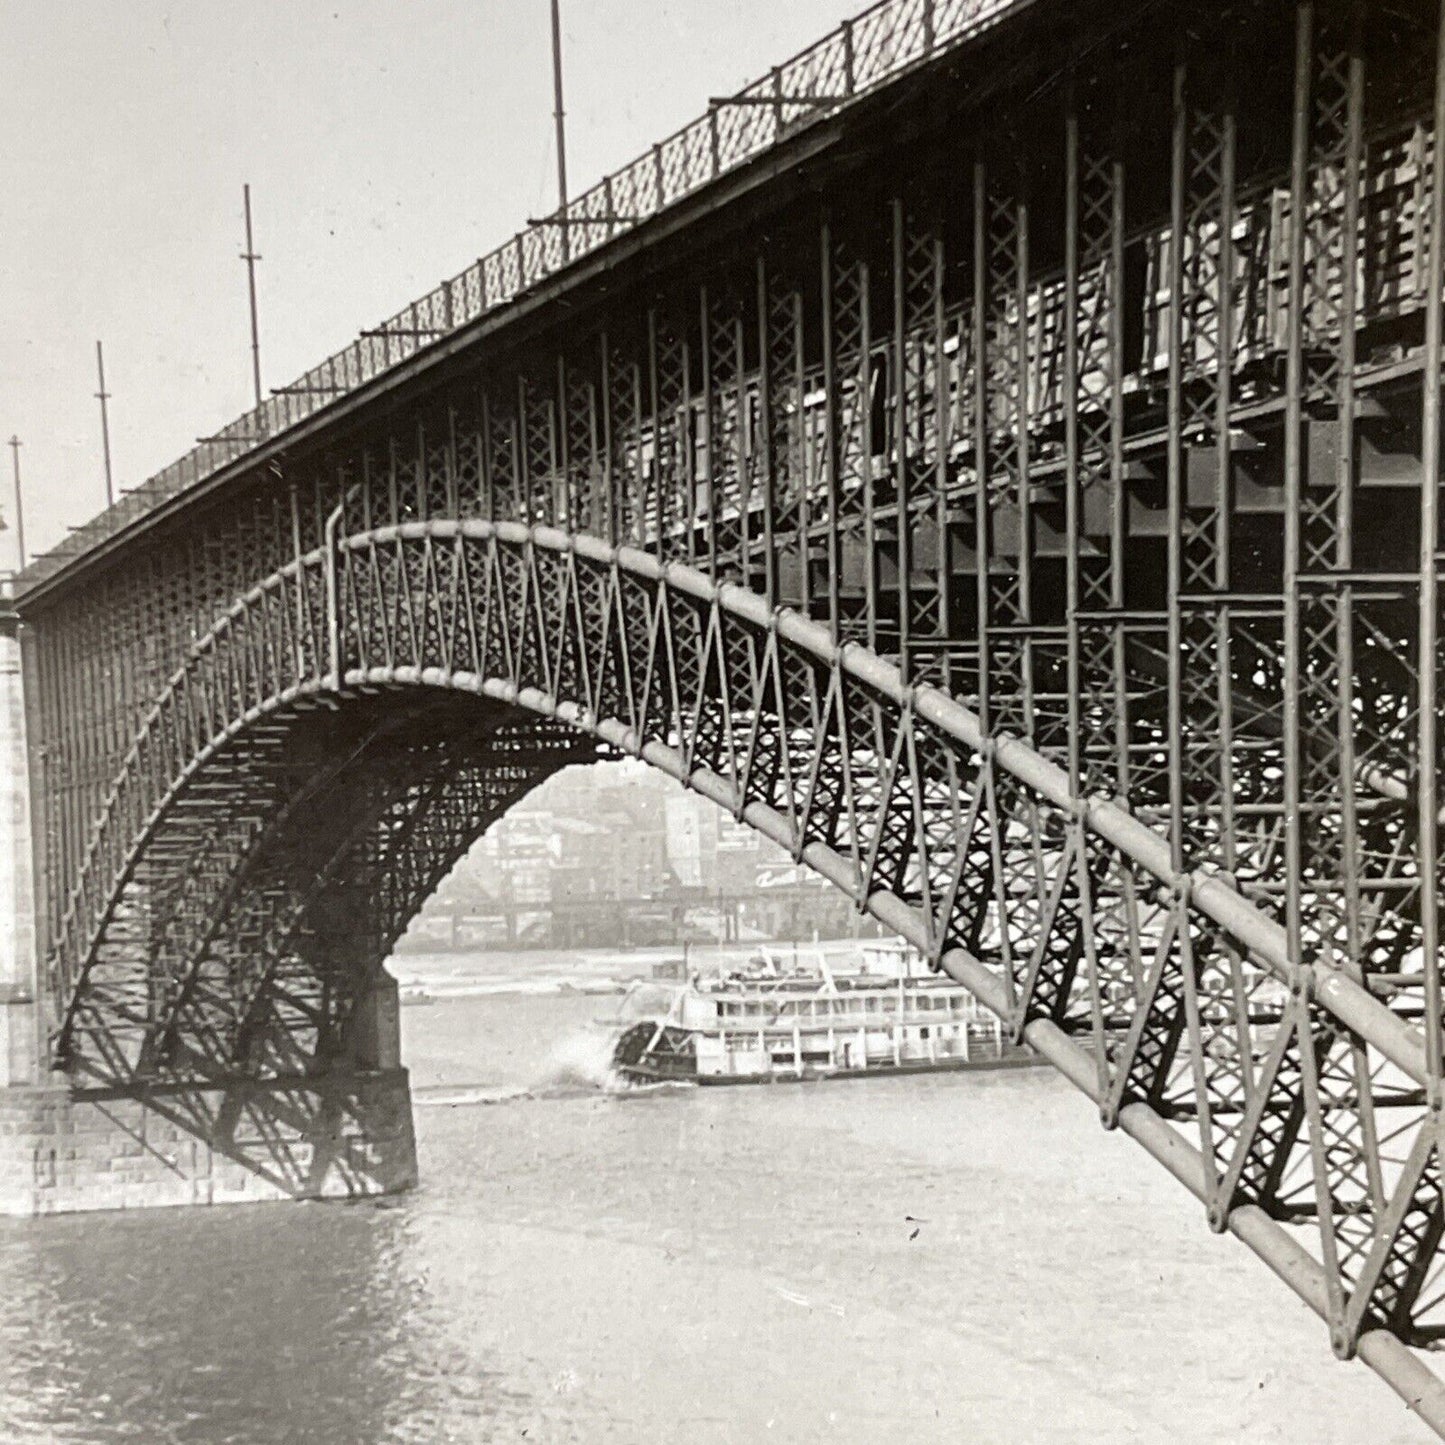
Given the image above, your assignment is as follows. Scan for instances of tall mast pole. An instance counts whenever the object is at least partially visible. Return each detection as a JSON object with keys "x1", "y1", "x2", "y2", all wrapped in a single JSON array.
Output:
[
  {"x1": 550, "y1": 0, "x2": 569, "y2": 232},
  {"x1": 7, "y1": 437, "x2": 26, "y2": 571},
  {"x1": 95, "y1": 340, "x2": 114, "y2": 507},
  {"x1": 241, "y1": 183, "x2": 263, "y2": 407}
]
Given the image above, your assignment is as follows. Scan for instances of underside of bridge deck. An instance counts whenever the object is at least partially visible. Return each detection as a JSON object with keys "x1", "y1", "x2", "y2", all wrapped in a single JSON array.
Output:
[{"x1": 7, "y1": 0, "x2": 1445, "y2": 1428}]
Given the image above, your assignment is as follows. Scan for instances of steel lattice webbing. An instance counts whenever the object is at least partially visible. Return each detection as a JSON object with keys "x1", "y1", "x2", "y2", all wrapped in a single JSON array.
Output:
[
  {"x1": 40, "y1": 520, "x2": 1445, "y2": 1419},
  {"x1": 13, "y1": 0, "x2": 1445, "y2": 1427}
]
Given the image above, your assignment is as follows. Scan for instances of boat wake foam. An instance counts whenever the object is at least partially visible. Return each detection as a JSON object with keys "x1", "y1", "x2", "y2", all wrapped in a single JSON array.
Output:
[
  {"x1": 536, "y1": 1025, "x2": 627, "y2": 1093},
  {"x1": 415, "y1": 1084, "x2": 536, "y2": 1108},
  {"x1": 415, "y1": 1025, "x2": 640, "y2": 1109}
]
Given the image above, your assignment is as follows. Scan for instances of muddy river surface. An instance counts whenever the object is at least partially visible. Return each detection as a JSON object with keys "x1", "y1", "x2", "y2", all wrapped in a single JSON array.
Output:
[{"x1": 0, "y1": 947, "x2": 1429, "y2": 1442}]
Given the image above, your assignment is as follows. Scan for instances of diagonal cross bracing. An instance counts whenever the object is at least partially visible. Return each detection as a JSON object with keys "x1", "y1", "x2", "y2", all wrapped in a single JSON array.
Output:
[
  {"x1": 10, "y1": 0, "x2": 1445, "y2": 1430},
  {"x1": 38, "y1": 518, "x2": 1445, "y2": 1428}
]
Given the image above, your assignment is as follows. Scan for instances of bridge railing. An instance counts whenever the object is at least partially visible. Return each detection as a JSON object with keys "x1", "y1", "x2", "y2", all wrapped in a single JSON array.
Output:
[{"x1": 14, "y1": 0, "x2": 1023, "y2": 594}]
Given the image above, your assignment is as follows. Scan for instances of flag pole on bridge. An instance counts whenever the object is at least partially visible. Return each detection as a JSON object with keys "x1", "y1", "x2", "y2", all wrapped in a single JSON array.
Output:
[
  {"x1": 241, "y1": 184, "x2": 263, "y2": 407},
  {"x1": 6, "y1": 436, "x2": 25, "y2": 572},
  {"x1": 94, "y1": 341, "x2": 114, "y2": 508}
]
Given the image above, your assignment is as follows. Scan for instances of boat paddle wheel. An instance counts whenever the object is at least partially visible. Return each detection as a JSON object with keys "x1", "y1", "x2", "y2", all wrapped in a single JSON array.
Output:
[{"x1": 611, "y1": 1021, "x2": 696, "y2": 1082}]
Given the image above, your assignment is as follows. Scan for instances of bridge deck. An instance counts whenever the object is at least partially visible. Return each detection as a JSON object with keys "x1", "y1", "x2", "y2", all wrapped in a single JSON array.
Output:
[{"x1": 11, "y1": 0, "x2": 1031, "y2": 600}]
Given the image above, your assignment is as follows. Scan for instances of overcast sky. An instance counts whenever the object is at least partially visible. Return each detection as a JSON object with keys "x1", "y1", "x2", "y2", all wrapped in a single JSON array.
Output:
[{"x1": 0, "y1": 1, "x2": 845, "y2": 569}]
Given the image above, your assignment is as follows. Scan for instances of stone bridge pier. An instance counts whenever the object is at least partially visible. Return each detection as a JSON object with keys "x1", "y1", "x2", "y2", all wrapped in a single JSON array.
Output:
[
  {"x1": 0, "y1": 599, "x2": 416, "y2": 1214},
  {"x1": 0, "y1": 602, "x2": 40, "y2": 1089}
]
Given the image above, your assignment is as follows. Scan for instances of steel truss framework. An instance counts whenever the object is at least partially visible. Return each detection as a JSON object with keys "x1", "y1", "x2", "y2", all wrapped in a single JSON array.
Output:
[
  {"x1": 83, "y1": 727, "x2": 576, "y2": 1199},
  {"x1": 12, "y1": 0, "x2": 1445, "y2": 1426}
]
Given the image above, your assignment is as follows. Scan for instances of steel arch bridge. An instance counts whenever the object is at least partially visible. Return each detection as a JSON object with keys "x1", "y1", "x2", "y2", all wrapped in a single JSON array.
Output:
[{"x1": 8, "y1": 0, "x2": 1445, "y2": 1426}]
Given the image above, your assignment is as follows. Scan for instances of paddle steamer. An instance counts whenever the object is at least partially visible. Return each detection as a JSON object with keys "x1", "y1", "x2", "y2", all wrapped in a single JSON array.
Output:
[{"x1": 611, "y1": 942, "x2": 1037, "y2": 1085}]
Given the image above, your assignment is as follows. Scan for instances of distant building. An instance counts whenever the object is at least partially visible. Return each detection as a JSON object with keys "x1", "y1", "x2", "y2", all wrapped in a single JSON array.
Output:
[{"x1": 405, "y1": 760, "x2": 872, "y2": 950}]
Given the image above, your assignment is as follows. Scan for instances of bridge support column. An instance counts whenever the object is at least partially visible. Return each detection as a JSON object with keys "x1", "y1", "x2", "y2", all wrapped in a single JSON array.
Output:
[
  {"x1": 0, "y1": 900, "x2": 415, "y2": 1214},
  {"x1": 0, "y1": 1065, "x2": 417, "y2": 1216},
  {"x1": 353, "y1": 967, "x2": 402, "y2": 1071},
  {"x1": 0, "y1": 603, "x2": 41, "y2": 1087}
]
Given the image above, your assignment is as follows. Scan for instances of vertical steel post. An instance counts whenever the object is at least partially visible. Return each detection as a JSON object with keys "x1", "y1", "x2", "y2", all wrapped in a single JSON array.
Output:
[
  {"x1": 1014, "y1": 166, "x2": 1033, "y2": 742},
  {"x1": 1167, "y1": 62, "x2": 1187, "y2": 875},
  {"x1": 480, "y1": 389, "x2": 496, "y2": 522},
  {"x1": 733, "y1": 310, "x2": 749, "y2": 592},
  {"x1": 699, "y1": 285, "x2": 717, "y2": 576},
  {"x1": 555, "y1": 355, "x2": 570, "y2": 530},
  {"x1": 550, "y1": 0, "x2": 569, "y2": 219},
  {"x1": 1283, "y1": 6, "x2": 1311, "y2": 981},
  {"x1": 324, "y1": 497, "x2": 345, "y2": 691},
  {"x1": 5, "y1": 437, "x2": 24, "y2": 572},
  {"x1": 1215, "y1": 90, "x2": 1238, "y2": 880},
  {"x1": 1107, "y1": 139, "x2": 1127, "y2": 802},
  {"x1": 1418, "y1": 0, "x2": 1445, "y2": 1101},
  {"x1": 445, "y1": 406, "x2": 461, "y2": 519},
  {"x1": 1063, "y1": 91, "x2": 1082, "y2": 795},
  {"x1": 820, "y1": 218, "x2": 841, "y2": 639},
  {"x1": 94, "y1": 342, "x2": 114, "y2": 508},
  {"x1": 627, "y1": 346, "x2": 646, "y2": 548},
  {"x1": 241, "y1": 184, "x2": 263, "y2": 408},
  {"x1": 598, "y1": 333, "x2": 616, "y2": 545},
  {"x1": 1334, "y1": 12, "x2": 1366, "y2": 969},
  {"x1": 516, "y1": 375, "x2": 533, "y2": 523},
  {"x1": 931, "y1": 227, "x2": 949, "y2": 694},
  {"x1": 893, "y1": 199, "x2": 912, "y2": 681},
  {"x1": 683, "y1": 341, "x2": 697, "y2": 569},
  {"x1": 973, "y1": 158, "x2": 991, "y2": 733},
  {"x1": 647, "y1": 307, "x2": 664, "y2": 555},
  {"x1": 756, "y1": 257, "x2": 777, "y2": 609},
  {"x1": 857, "y1": 253, "x2": 876, "y2": 653}
]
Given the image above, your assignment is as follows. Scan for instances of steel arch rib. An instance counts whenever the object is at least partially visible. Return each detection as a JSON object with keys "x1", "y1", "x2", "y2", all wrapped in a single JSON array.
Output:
[{"x1": 47, "y1": 518, "x2": 1445, "y2": 1431}]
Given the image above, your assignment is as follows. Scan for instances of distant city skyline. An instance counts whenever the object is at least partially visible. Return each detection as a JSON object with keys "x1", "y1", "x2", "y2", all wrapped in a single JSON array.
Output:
[
  {"x1": 408, "y1": 760, "x2": 853, "y2": 950},
  {"x1": 1, "y1": 0, "x2": 843, "y2": 571}
]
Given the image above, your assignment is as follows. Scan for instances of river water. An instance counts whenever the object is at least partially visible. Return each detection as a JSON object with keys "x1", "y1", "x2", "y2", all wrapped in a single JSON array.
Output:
[{"x1": 0, "y1": 945, "x2": 1431, "y2": 1443}]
